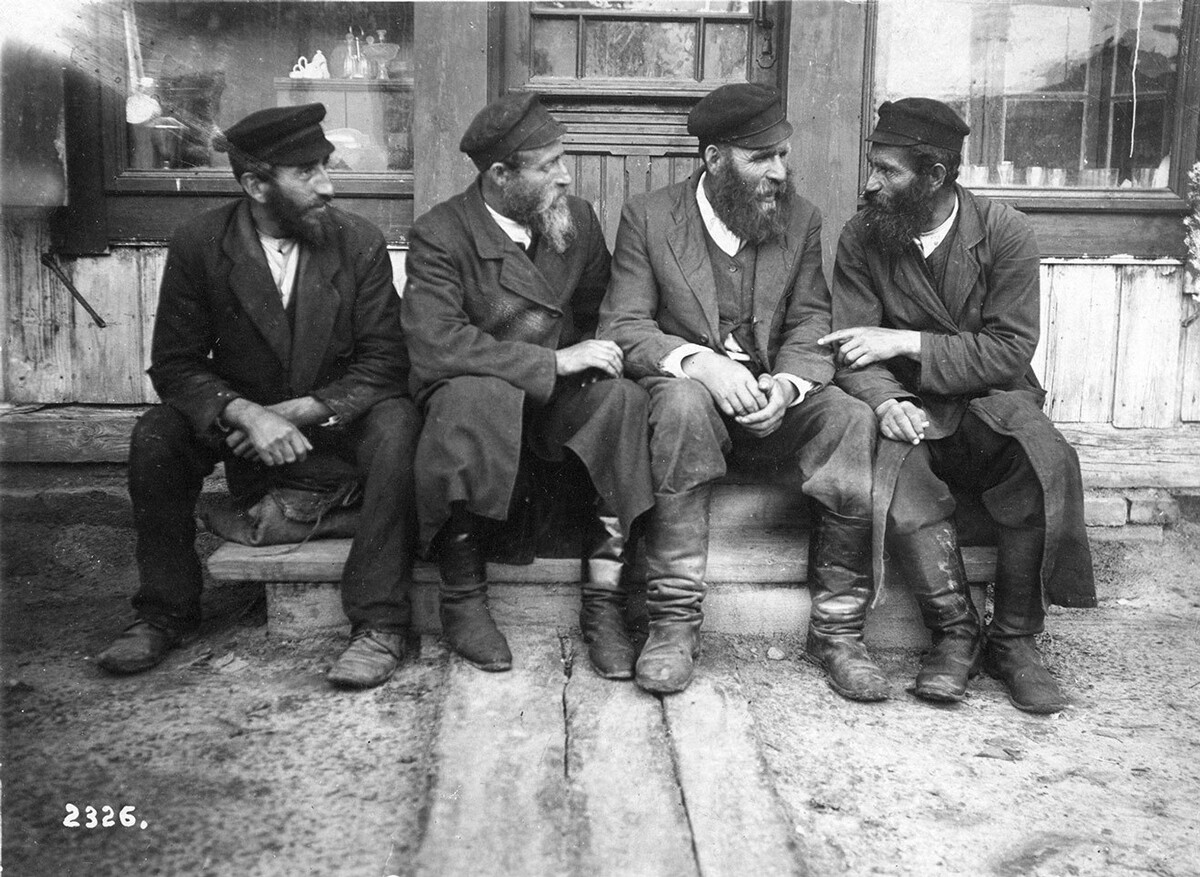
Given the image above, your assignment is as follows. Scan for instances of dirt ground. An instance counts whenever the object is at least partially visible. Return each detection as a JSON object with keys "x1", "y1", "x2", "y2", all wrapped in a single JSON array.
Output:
[{"x1": 1, "y1": 470, "x2": 1198, "y2": 876}]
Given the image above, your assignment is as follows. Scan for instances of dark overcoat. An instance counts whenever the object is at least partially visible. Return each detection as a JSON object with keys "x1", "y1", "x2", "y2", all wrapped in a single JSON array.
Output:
[
  {"x1": 831, "y1": 185, "x2": 1096, "y2": 608},
  {"x1": 402, "y1": 181, "x2": 651, "y2": 544},
  {"x1": 148, "y1": 199, "x2": 408, "y2": 434},
  {"x1": 599, "y1": 168, "x2": 835, "y2": 385}
]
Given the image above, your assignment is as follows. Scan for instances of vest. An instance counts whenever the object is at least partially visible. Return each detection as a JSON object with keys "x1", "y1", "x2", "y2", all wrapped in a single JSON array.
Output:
[{"x1": 703, "y1": 230, "x2": 763, "y2": 373}]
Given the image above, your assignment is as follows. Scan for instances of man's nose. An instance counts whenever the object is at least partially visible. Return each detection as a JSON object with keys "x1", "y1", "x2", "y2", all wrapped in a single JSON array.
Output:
[
  {"x1": 554, "y1": 159, "x2": 572, "y2": 187},
  {"x1": 864, "y1": 168, "x2": 884, "y2": 193},
  {"x1": 312, "y1": 165, "x2": 335, "y2": 198},
  {"x1": 765, "y1": 155, "x2": 786, "y2": 182}
]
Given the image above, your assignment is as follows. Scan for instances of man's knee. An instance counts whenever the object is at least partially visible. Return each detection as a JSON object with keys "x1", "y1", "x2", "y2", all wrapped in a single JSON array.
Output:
[
  {"x1": 649, "y1": 378, "x2": 717, "y2": 434},
  {"x1": 358, "y1": 396, "x2": 422, "y2": 450},
  {"x1": 130, "y1": 404, "x2": 198, "y2": 465}
]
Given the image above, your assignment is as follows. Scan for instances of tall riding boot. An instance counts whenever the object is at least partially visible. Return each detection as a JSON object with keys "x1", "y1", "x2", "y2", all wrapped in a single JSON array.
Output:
[
  {"x1": 580, "y1": 509, "x2": 636, "y2": 680},
  {"x1": 805, "y1": 510, "x2": 890, "y2": 702},
  {"x1": 437, "y1": 507, "x2": 511, "y2": 672},
  {"x1": 892, "y1": 519, "x2": 982, "y2": 703},
  {"x1": 983, "y1": 525, "x2": 1068, "y2": 713},
  {"x1": 635, "y1": 486, "x2": 711, "y2": 694}
]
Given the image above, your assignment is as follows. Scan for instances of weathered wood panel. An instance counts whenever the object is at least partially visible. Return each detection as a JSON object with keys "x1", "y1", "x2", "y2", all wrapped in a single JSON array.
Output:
[
  {"x1": 1113, "y1": 264, "x2": 1184, "y2": 428},
  {"x1": 4, "y1": 215, "x2": 72, "y2": 402},
  {"x1": 1040, "y1": 263, "x2": 1120, "y2": 422},
  {"x1": 137, "y1": 247, "x2": 168, "y2": 402},
  {"x1": 1058, "y1": 424, "x2": 1200, "y2": 489},
  {"x1": 67, "y1": 249, "x2": 147, "y2": 403},
  {"x1": 1182, "y1": 297, "x2": 1200, "y2": 422}
]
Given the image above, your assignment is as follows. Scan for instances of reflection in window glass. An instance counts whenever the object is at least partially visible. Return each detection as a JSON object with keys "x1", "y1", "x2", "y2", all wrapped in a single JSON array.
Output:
[
  {"x1": 703, "y1": 22, "x2": 748, "y2": 81},
  {"x1": 533, "y1": 18, "x2": 577, "y2": 77},
  {"x1": 536, "y1": 1, "x2": 748, "y2": 11},
  {"x1": 122, "y1": 2, "x2": 414, "y2": 173},
  {"x1": 874, "y1": 0, "x2": 1181, "y2": 189},
  {"x1": 585, "y1": 20, "x2": 697, "y2": 78}
]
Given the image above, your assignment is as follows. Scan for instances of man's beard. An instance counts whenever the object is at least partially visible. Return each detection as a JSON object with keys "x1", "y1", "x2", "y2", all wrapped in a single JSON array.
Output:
[
  {"x1": 264, "y1": 184, "x2": 336, "y2": 248},
  {"x1": 860, "y1": 175, "x2": 936, "y2": 258},
  {"x1": 708, "y1": 160, "x2": 794, "y2": 247},
  {"x1": 503, "y1": 177, "x2": 576, "y2": 254}
]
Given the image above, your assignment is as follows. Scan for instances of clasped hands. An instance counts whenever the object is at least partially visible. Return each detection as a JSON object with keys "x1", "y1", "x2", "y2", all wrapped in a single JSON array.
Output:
[
  {"x1": 683, "y1": 351, "x2": 796, "y2": 437},
  {"x1": 221, "y1": 396, "x2": 332, "y2": 466}
]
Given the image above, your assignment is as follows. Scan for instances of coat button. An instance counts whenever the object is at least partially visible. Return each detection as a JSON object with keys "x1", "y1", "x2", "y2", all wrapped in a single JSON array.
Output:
[{"x1": 700, "y1": 334, "x2": 709, "y2": 343}]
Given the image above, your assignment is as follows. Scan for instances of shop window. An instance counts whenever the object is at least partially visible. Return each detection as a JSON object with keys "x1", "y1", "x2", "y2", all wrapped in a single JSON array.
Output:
[{"x1": 872, "y1": 0, "x2": 1188, "y2": 193}]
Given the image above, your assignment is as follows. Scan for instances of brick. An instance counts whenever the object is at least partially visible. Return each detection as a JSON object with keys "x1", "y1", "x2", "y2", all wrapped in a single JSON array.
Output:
[
  {"x1": 1125, "y1": 489, "x2": 1181, "y2": 525},
  {"x1": 1084, "y1": 493, "x2": 1128, "y2": 526}
]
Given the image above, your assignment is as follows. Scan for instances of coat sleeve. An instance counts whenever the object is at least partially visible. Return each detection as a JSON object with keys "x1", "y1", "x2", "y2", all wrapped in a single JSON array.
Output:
[
  {"x1": 770, "y1": 205, "x2": 835, "y2": 386},
  {"x1": 918, "y1": 208, "x2": 1039, "y2": 395},
  {"x1": 566, "y1": 202, "x2": 612, "y2": 340},
  {"x1": 830, "y1": 220, "x2": 920, "y2": 412},
  {"x1": 310, "y1": 229, "x2": 409, "y2": 423},
  {"x1": 402, "y1": 216, "x2": 558, "y2": 404},
  {"x1": 598, "y1": 199, "x2": 690, "y2": 378},
  {"x1": 147, "y1": 237, "x2": 243, "y2": 435}
]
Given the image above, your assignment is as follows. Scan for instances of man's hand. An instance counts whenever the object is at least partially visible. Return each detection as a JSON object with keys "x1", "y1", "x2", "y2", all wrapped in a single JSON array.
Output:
[
  {"x1": 222, "y1": 398, "x2": 313, "y2": 465},
  {"x1": 818, "y1": 326, "x2": 920, "y2": 369},
  {"x1": 555, "y1": 339, "x2": 624, "y2": 379},
  {"x1": 734, "y1": 374, "x2": 796, "y2": 437},
  {"x1": 875, "y1": 398, "x2": 928, "y2": 444},
  {"x1": 683, "y1": 351, "x2": 767, "y2": 417}
]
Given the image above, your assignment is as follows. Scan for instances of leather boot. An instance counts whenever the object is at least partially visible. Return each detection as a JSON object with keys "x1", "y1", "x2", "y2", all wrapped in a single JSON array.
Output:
[
  {"x1": 891, "y1": 519, "x2": 982, "y2": 703},
  {"x1": 983, "y1": 525, "x2": 1069, "y2": 714},
  {"x1": 635, "y1": 486, "x2": 710, "y2": 695},
  {"x1": 580, "y1": 511, "x2": 636, "y2": 680},
  {"x1": 805, "y1": 510, "x2": 890, "y2": 702},
  {"x1": 437, "y1": 513, "x2": 511, "y2": 672}
]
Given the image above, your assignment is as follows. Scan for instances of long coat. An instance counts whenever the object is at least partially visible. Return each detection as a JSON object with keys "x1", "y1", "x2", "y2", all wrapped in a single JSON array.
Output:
[
  {"x1": 831, "y1": 185, "x2": 1096, "y2": 608},
  {"x1": 402, "y1": 181, "x2": 651, "y2": 544},
  {"x1": 599, "y1": 169, "x2": 835, "y2": 385},
  {"x1": 148, "y1": 199, "x2": 407, "y2": 434}
]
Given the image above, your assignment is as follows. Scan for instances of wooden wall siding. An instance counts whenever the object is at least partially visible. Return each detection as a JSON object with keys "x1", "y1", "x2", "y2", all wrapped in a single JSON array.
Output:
[
  {"x1": 1113, "y1": 263, "x2": 1185, "y2": 428},
  {"x1": 569, "y1": 152, "x2": 699, "y2": 252},
  {"x1": 1182, "y1": 300, "x2": 1200, "y2": 422}
]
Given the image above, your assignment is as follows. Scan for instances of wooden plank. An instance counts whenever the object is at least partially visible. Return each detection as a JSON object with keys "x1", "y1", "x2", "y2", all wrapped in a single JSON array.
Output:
[
  {"x1": 1113, "y1": 264, "x2": 1183, "y2": 427},
  {"x1": 664, "y1": 678, "x2": 805, "y2": 877},
  {"x1": 1041, "y1": 263, "x2": 1119, "y2": 422},
  {"x1": 625, "y1": 154, "x2": 652, "y2": 202},
  {"x1": 0, "y1": 405, "x2": 141, "y2": 462},
  {"x1": 1059, "y1": 424, "x2": 1200, "y2": 488},
  {"x1": 3, "y1": 215, "x2": 72, "y2": 402},
  {"x1": 649, "y1": 154, "x2": 674, "y2": 192},
  {"x1": 1031, "y1": 262, "x2": 1052, "y2": 385},
  {"x1": 573, "y1": 153, "x2": 603, "y2": 225},
  {"x1": 138, "y1": 247, "x2": 167, "y2": 402},
  {"x1": 415, "y1": 628, "x2": 573, "y2": 877},
  {"x1": 565, "y1": 662, "x2": 698, "y2": 877},
  {"x1": 67, "y1": 249, "x2": 147, "y2": 403},
  {"x1": 601, "y1": 154, "x2": 626, "y2": 251},
  {"x1": 1182, "y1": 297, "x2": 1200, "y2": 422}
]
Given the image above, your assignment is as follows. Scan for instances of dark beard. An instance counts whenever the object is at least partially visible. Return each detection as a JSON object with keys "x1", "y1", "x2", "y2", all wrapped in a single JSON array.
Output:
[
  {"x1": 860, "y1": 176, "x2": 936, "y2": 258},
  {"x1": 504, "y1": 179, "x2": 576, "y2": 254},
  {"x1": 708, "y1": 161, "x2": 794, "y2": 247},
  {"x1": 265, "y1": 186, "x2": 336, "y2": 248}
]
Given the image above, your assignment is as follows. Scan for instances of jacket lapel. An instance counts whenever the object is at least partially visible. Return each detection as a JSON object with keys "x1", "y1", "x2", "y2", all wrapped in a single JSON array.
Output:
[
  {"x1": 939, "y1": 186, "x2": 984, "y2": 325},
  {"x1": 289, "y1": 243, "x2": 341, "y2": 393},
  {"x1": 223, "y1": 201, "x2": 292, "y2": 367},
  {"x1": 751, "y1": 231, "x2": 794, "y2": 354},
  {"x1": 665, "y1": 171, "x2": 720, "y2": 342},
  {"x1": 465, "y1": 183, "x2": 563, "y2": 313}
]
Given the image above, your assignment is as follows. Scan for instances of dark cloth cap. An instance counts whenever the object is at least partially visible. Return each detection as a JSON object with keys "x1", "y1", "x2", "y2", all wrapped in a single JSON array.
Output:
[
  {"x1": 460, "y1": 92, "x2": 566, "y2": 171},
  {"x1": 214, "y1": 103, "x2": 334, "y2": 167},
  {"x1": 867, "y1": 98, "x2": 970, "y2": 152},
  {"x1": 687, "y1": 82, "x2": 793, "y2": 150}
]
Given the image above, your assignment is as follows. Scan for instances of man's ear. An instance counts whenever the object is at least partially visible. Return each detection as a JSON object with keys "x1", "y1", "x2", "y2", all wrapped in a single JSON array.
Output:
[
  {"x1": 484, "y1": 161, "x2": 511, "y2": 187},
  {"x1": 928, "y1": 162, "x2": 949, "y2": 190},
  {"x1": 239, "y1": 172, "x2": 269, "y2": 204},
  {"x1": 702, "y1": 144, "x2": 724, "y2": 174}
]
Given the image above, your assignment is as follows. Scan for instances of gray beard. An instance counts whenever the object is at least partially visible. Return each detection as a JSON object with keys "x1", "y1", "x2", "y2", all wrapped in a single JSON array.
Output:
[
  {"x1": 708, "y1": 161, "x2": 794, "y2": 247},
  {"x1": 529, "y1": 195, "x2": 575, "y2": 254}
]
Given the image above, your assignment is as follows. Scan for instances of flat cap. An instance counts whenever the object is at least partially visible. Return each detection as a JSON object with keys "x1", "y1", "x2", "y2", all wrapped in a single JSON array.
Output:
[
  {"x1": 215, "y1": 103, "x2": 334, "y2": 167},
  {"x1": 460, "y1": 92, "x2": 565, "y2": 171},
  {"x1": 688, "y1": 82, "x2": 793, "y2": 150},
  {"x1": 867, "y1": 98, "x2": 969, "y2": 153}
]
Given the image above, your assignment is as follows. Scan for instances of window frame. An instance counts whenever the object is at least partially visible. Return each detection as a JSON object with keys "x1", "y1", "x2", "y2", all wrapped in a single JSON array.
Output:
[{"x1": 859, "y1": 0, "x2": 1199, "y2": 258}]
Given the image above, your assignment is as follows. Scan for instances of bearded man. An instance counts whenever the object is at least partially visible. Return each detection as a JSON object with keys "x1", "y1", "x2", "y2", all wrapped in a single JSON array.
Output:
[
  {"x1": 599, "y1": 83, "x2": 882, "y2": 698},
  {"x1": 823, "y1": 98, "x2": 1096, "y2": 714},
  {"x1": 98, "y1": 104, "x2": 421, "y2": 689},
  {"x1": 402, "y1": 93, "x2": 653, "y2": 677}
]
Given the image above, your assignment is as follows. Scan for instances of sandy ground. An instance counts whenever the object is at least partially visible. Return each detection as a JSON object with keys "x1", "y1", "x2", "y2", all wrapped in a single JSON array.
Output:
[{"x1": 1, "y1": 471, "x2": 1198, "y2": 876}]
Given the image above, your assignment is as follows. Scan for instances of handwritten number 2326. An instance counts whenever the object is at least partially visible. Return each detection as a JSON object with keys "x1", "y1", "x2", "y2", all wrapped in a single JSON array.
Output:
[{"x1": 63, "y1": 804, "x2": 139, "y2": 828}]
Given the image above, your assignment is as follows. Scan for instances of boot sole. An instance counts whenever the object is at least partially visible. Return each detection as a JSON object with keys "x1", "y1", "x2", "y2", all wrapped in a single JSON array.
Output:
[
  {"x1": 827, "y1": 679, "x2": 890, "y2": 702},
  {"x1": 910, "y1": 685, "x2": 966, "y2": 704},
  {"x1": 636, "y1": 675, "x2": 692, "y2": 694},
  {"x1": 593, "y1": 667, "x2": 635, "y2": 681}
]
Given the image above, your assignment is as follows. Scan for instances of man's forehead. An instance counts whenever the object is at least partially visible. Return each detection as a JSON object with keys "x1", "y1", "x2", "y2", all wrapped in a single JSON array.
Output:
[
  {"x1": 732, "y1": 136, "x2": 791, "y2": 159},
  {"x1": 515, "y1": 138, "x2": 565, "y2": 166},
  {"x1": 867, "y1": 144, "x2": 914, "y2": 168}
]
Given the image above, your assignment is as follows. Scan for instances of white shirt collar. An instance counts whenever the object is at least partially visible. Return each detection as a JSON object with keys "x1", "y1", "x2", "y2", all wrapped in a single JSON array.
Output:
[
  {"x1": 695, "y1": 173, "x2": 743, "y2": 257},
  {"x1": 915, "y1": 193, "x2": 959, "y2": 258},
  {"x1": 484, "y1": 201, "x2": 533, "y2": 249}
]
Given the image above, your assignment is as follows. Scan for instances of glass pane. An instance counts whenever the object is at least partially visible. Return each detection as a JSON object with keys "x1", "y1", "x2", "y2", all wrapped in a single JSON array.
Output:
[
  {"x1": 874, "y1": 0, "x2": 1181, "y2": 189},
  {"x1": 584, "y1": 20, "x2": 697, "y2": 79},
  {"x1": 703, "y1": 22, "x2": 747, "y2": 81},
  {"x1": 537, "y1": 2, "x2": 749, "y2": 12},
  {"x1": 121, "y1": 2, "x2": 414, "y2": 173},
  {"x1": 532, "y1": 18, "x2": 577, "y2": 77}
]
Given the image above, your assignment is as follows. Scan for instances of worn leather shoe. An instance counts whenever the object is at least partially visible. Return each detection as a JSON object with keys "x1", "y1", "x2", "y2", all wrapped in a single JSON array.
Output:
[
  {"x1": 806, "y1": 629, "x2": 890, "y2": 702},
  {"x1": 441, "y1": 597, "x2": 512, "y2": 672},
  {"x1": 635, "y1": 621, "x2": 700, "y2": 694},
  {"x1": 328, "y1": 629, "x2": 405, "y2": 689},
  {"x1": 984, "y1": 636, "x2": 1070, "y2": 714},
  {"x1": 912, "y1": 633, "x2": 982, "y2": 703},
  {"x1": 580, "y1": 589, "x2": 636, "y2": 680},
  {"x1": 96, "y1": 620, "x2": 182, "y2": 675}
]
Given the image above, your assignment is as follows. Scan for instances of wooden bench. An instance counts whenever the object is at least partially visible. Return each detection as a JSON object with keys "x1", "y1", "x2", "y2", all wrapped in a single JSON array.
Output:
[{"x1": 207, "y1": 482, "x2": 998, "y2": 647}]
